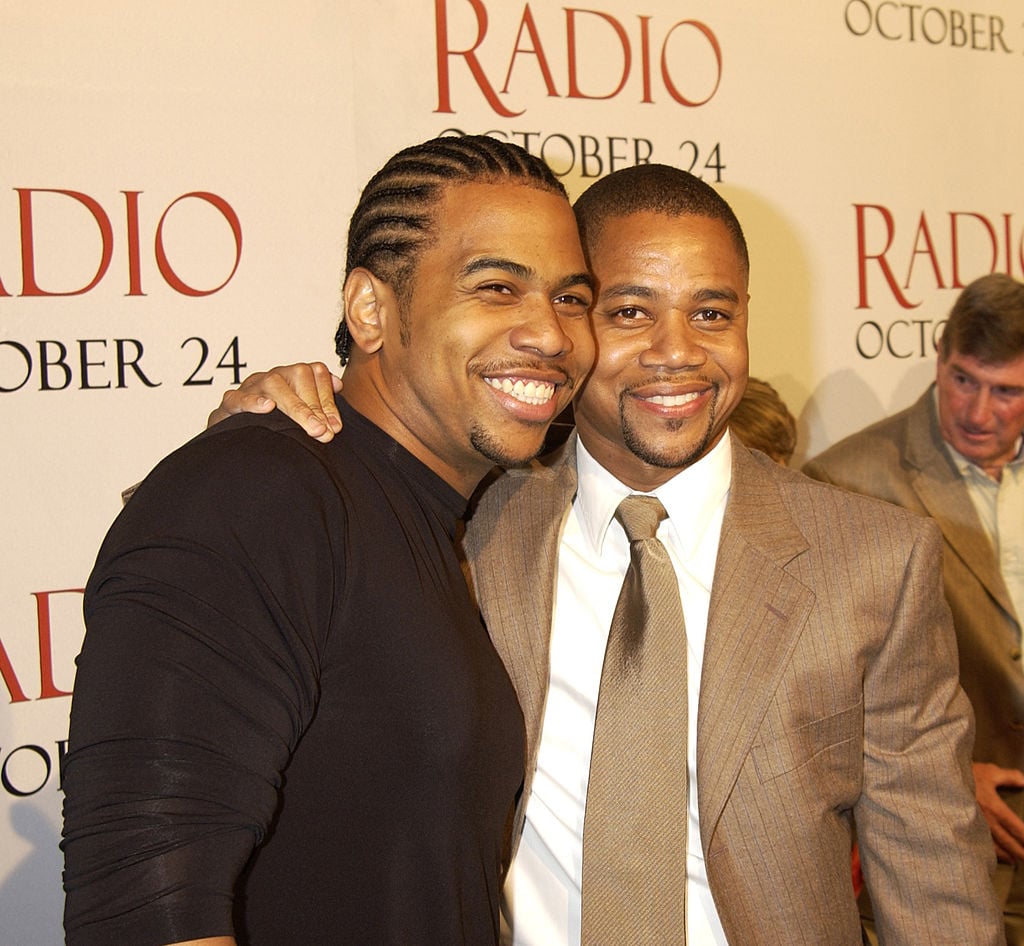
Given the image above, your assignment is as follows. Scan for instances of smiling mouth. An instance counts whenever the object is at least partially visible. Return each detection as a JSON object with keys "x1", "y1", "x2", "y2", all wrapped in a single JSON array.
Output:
[
  {"x1": 642, "y1": 392, "x2": 702, "y2": 407},
  {"x1": 484, "y1": 377, "x2": 556, "y2": 405}
]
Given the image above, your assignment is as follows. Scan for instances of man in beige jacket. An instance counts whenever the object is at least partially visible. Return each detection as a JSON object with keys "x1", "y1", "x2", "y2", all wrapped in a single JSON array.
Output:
[{"x1": 805, "y1": 273, "x2": 1024, "y2": 942}]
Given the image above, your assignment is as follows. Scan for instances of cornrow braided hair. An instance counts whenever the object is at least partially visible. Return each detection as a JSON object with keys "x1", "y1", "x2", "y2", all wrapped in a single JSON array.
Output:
[{"x1": 336, "y1": 134, "x2": 568, "y2": 365}]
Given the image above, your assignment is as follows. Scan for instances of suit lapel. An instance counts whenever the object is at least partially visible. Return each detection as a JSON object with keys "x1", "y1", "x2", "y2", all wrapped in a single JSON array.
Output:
[
  {"x1": 903, "y1": 391, "x2": 1015, "y2": 620},
  {"x1": 697, "y1": 445, "x2": 815, "y2": 847},
  {"x1": 467, "y1": 439, "x2": 578, "y2": 767}
]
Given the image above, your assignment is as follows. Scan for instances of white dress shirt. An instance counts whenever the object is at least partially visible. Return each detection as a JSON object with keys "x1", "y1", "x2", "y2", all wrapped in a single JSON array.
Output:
[
  {"x1": 504, "y1": 433, "x2": 733, "y2": 945},
  {"x1": 942, "y1": 431, "x2": 1024, "y2": 627}
]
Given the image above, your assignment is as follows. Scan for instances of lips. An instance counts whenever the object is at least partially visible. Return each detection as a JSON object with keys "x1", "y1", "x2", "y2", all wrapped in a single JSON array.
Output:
[
  {"x1": 956, "y1": 423, "x2": 994, "y2": 441},
  {"x1": 627, "y1": 379, "x2": 714, "y2": 414}
]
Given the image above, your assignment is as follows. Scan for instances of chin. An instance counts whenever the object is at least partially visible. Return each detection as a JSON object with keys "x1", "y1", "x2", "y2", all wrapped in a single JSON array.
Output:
[
  {"x1": 471, "y1": 427, "x2": 545, "y2": 469},
  {"x1": 622, "y1": 421, "x2": 715, "y2": 471}
]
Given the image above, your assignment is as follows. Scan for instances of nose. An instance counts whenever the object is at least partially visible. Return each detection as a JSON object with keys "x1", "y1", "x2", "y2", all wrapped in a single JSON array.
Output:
[
  {"x1": 640, "y1": 313, "x2": 707, "y2": 370},
  {"x1": 965, "y1": 388, "x2": 994, "y2": 427},
  {"x1": 509, "y1": 299, "x2": 572, "y2": 358}
]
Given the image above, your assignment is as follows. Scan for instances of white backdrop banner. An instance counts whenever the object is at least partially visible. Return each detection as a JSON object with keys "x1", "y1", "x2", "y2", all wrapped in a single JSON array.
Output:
[{"x1": 2, "y1": 2, "x2": 1022, "y2": 941}]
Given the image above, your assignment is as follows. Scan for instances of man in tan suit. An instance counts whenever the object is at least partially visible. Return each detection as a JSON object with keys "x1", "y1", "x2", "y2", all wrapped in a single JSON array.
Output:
[
  {"x1": 805, "y1": 273, "x2": 1024, "y2": 943},
  {"x1": 215, "y1": 166, "x2": 1002, "y2": 944}
]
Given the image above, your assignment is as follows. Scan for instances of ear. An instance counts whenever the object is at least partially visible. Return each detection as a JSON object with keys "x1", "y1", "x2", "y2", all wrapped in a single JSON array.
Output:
[{"x1": 342, "y1": 268, "x2": 398, "y2": 355}]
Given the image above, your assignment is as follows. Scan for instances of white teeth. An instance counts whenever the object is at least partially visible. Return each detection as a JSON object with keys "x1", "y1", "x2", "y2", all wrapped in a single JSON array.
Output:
[
  {"x1": 646, "y1": 392, "x2": 700, "y2": 406},
  {"x1": 485, "y1": 377, "x2": 555, "y2": 405}
]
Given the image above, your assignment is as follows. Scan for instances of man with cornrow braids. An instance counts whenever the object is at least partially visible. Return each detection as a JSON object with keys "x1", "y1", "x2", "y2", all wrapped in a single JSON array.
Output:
[{"x1": 61, "y1": 135, "x2": 596, "y2": 946}]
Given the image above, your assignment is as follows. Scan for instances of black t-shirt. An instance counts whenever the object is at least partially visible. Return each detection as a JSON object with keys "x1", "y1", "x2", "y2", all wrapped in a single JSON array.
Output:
[{"x1": 62, "y1": 400, "x2": 525, "y2": 945}]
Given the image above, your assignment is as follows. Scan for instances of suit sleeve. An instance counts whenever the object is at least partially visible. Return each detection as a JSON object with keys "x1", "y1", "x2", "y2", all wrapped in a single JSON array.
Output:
[
  {"x1": 61, "y1": 426, "x2": 343, "y2": 946},
  {"x1": 855, "y1": 517, "x2": 1003, "y2": 945}
]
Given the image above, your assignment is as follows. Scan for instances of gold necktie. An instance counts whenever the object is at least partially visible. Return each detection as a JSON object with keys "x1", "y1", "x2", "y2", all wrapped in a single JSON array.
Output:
[{"x1": 581, "y1": 494, "x2": 689, "y2": 945}]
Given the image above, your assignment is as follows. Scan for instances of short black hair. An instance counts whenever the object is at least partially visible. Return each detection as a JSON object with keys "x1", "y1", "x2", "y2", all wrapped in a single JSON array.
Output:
[{"x1": 573, "y1": 164, "x2": 748, "y2": 278}]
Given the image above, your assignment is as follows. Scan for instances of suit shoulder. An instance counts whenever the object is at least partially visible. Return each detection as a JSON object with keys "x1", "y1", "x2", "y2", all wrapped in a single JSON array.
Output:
[
  {"x1": 769, "y1": 456, "x2": 932, "y2": 533},
  {"x1": 743, "y1": 459, "x2": 943, "y2": 589},
  {"x1": 805, "y1": 403, "x2": 914, "y2": 470},
  {"x1": 801, "y1": 400, "x2": 933, "y2": 505}
]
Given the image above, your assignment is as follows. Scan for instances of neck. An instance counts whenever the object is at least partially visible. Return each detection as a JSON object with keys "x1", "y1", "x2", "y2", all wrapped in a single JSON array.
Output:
[{"x1": 340, "y1": 372, "x2": 485, "y2": 499}]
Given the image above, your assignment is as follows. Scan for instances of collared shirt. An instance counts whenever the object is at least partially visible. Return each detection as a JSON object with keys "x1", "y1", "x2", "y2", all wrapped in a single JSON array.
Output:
[
  {"x1": 505, "y1": 433, "x2": 733, "y2": 946},
  {"x1": 940, "y1": 412, "x2": 1024, "y2": 626}
]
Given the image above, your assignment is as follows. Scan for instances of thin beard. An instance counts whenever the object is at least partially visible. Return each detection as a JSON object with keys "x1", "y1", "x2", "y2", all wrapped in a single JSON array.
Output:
[
  {"x1": 470, "y1": 423, "x2": 546, "y2": 469},
  {"x1": 619, "y1": 387, "x2": 718, "y2": 469}
]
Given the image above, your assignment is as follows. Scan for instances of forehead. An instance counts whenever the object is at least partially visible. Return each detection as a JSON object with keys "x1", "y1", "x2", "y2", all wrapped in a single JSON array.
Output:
[
  {"x1": 426, "y1": 180, "x2": 582, "y2": 264},
  {"x1": 940, "y1": 348, "x2": 1024, "y2": 385},
  {"x1": 586, "y1": 211, "x2": 747, "y2": 293}
]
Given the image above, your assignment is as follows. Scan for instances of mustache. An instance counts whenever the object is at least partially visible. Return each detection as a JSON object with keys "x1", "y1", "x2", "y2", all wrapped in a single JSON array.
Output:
[
  {"x1": 474, "y1": 359, "x2": 575, "y2": 390},
  {"x1": 621, "y1": 374, "x2": 720, "y2": 395}
]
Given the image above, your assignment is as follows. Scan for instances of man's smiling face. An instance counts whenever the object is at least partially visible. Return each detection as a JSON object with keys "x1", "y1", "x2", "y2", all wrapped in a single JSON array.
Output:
[
  {"x1": 375, "y1": 181, "x2": 595, "y2": 492},
  {"x1": 573, "y1": 210, "x2": 750, "y2": 492}
]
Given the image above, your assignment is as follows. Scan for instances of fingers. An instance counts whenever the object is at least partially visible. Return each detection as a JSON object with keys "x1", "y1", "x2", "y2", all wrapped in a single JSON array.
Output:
[
  {"x1": 308, "y1": 362, "x2": 343, "y2": 440},
  {"x1": 974, "y1": 762, "x2": 1024, "y2": 863},
  {"x1": 993, "y1": 839, "x2": 1016, "y2": 864},
  {"x1": 266, "y1": 362, "x2": 342, "y2": 443},
  {"x1": 976, "y1": 799, "x2": 1022, "y2": 862},
  {"x1": 206, "y1": 363, "x2": 344, "y2": 443},
  {"x1": 996, "y1": 767, "x2": 1024, "y2": 790},
  {"x1": 985, "y1": 812, "x2": 1024, "y2": 864},
  {"x1": 207, "y1": 384, "x2": 275, "y2": 428}
]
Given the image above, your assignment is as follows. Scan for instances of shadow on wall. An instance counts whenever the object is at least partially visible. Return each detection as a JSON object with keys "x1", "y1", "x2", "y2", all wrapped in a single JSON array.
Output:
[
  {"x1": 798, "y1": 360, "x2": 936, "y2": 464},
  {"x1": 718, "y1": 183, "x2": 815, "y2": 465},
  {"x1": 0, "y1": 800, "x2": 65, "y2": 946}
]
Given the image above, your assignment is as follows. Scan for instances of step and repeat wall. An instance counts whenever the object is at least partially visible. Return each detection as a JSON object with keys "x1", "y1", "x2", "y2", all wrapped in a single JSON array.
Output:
[{"x1": 2, "y1": 2, "x2": 1022, "y2": 940}]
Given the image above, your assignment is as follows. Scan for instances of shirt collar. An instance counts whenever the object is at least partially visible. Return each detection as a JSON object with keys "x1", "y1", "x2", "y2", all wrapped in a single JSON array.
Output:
[{"x1": 574, "y1": 433, "x2": 733, "y2": 557}]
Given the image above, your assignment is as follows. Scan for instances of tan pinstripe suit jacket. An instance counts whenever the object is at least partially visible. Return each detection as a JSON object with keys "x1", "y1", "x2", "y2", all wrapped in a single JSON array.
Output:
[
  {"x1": 805, "y1": 386, "x2": 1024, "y2": 775},
  {"x1": 464, "y1": 433, "x2": 1002, "y2": 945}
]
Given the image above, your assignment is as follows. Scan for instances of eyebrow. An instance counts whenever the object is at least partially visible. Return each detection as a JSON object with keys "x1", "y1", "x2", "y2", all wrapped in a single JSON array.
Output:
[
  {"x1": 948, "y1": 360, "x2": 1024, "y2": 390},
  {"x1": 461, "y1": 257, "x2": 533, "y2": 280},
  {"x1": 461, "y1": 257, "x2": 595, "y2": 293},
  {"x1": 946, "y1": 360, "x2": 976, "y2": 378},
  {"x1": 600, "y1": 283, "x2": 741, "y2": 304},
  {"x1": 557, "y1": 271, "x2": 596, "y2": 293},
  {"x1": 601, "y1": 283, "x2": 656, "y2": 301}
]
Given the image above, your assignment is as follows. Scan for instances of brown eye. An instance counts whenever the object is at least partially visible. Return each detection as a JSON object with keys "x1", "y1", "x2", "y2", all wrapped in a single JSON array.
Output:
[
  {"x1": 693, "y1": 308, "x2": 726, "y2": 322},
  {"x1": 553, "y1": 293, "x2": 590, "y2": 313}
]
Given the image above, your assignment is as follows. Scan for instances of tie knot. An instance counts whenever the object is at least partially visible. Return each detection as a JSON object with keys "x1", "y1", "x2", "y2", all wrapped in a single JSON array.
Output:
[{"x1": 614, "y1": 494, "x2": 667, "y2": 543}]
